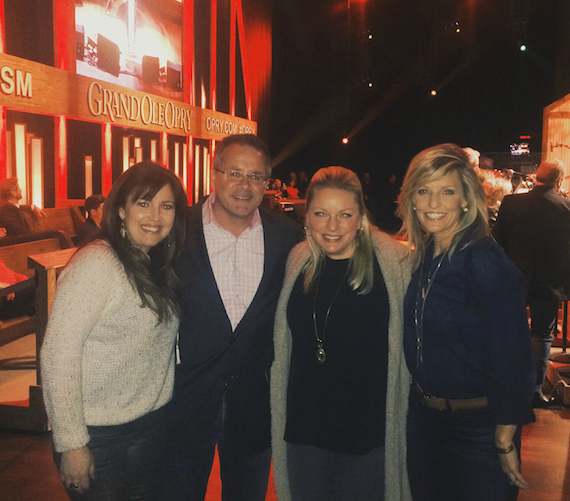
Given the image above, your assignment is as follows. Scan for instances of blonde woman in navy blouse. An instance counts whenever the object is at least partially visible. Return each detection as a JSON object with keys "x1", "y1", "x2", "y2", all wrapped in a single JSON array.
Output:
[{"x1": 397, "y1": 143, "x2": 535, "y2": 501}]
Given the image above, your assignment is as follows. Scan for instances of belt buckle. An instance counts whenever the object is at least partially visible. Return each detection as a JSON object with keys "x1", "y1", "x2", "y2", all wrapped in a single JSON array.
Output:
[
  {"x1": 422, "y1": 392, "x2": 433, "y2": 405},
  {"x1": 424, "y1": 392, "x2": 447, "y2": 411}
]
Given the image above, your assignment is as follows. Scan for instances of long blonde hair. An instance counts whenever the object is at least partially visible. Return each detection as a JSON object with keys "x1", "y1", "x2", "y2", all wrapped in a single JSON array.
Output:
[
  {"x1": 397, "y1": 143, "x2": 489, "y2": 270},
  {"x1": 303, "y1": 166, "x2": 375, "y2": 294}
]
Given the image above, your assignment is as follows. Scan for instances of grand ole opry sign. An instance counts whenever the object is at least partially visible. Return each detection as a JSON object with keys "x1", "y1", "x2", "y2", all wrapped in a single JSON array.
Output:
[{"x1": 0, "y1": 52, "x2": 256, "y2": 139}]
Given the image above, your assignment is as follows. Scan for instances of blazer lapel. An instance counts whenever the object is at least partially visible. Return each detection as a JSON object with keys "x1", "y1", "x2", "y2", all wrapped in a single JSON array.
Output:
[{"x1": 184, "y1": 202, "x2": 232, "y2": 330}]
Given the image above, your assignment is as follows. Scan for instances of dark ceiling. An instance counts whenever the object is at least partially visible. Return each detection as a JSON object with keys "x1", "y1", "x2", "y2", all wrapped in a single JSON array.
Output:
[{"x1": 270, "y1": 0, "x2": 565, "y2": 180}]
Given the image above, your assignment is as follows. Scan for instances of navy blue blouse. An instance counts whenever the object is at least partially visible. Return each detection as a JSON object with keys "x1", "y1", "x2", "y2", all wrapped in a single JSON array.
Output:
[{"x1": 404, "y1": 233, "x2": 535, "y2": 425}]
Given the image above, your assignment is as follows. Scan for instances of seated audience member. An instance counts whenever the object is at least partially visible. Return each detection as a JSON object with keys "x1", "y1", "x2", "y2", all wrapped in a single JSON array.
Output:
[
  {"x1": 283, "y1": 179, "x2": 300, "y2": 199},
  {"x1": 269, "y1": 178, "x2": 285, "y2": 199},
  {"x1": 0, "y1": 178, "x2": 34, "y2": 236},
  {"x1": 0, "y1": 255, "x2": 34, "y2": 320},
  {"x1": 297, "y1": 171, "x2": 309, "y2": 198},
  {"x1": 482, "y1": 175, "x2": 512, "y2": 227},
  {"x1": 463, "y1": 147, "x2": 481, "y2": 170},
  {"x1": 0, "y1": 178, "x2": 73, "y2": 248},
  {"x1": 76, "y1": 195, "x2": 105, "y2": 244}
]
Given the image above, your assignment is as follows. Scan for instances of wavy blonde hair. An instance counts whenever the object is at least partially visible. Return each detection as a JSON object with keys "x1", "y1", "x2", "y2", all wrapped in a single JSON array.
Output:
[
  {"x1": 303, "y1": 166, "x2": 375, "y2": 294},
  {"x1": 397, "y1": 143, "x2": 489, "y2": 270}
]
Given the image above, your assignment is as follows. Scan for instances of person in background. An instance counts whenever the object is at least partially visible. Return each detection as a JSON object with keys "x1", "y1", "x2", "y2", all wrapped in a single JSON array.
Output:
[
  {"x1": 0, "y1": 253, "x2": 34, "y2": 320},
  {"x1": 297, "y1": 171, "x2": 309, "y2": 199},
  {"x1": 0, "y1": 177, "x2": 43, "y2": 236},
  {"x1": 361, "y1": 171, "x2": 378, "y2": 224},
  {"x1": 377, "y1": 173, "x2": 401, "y2": 234},
  {"x1": 494, "y1": 158, "x2": 570, "y2": 408},
  {"x1": 271, "y1": 166, "x2": 411, "y2": 501},
  {"x1": 463, "y1": 146, "x2": 481, "y2": 170},
  {"x1": 481, "y1": 174, "x2": 512, "y2": 228},
  {"x1": 397, "y1": 143, "x2": 535, "y2": 500},
  {"x1": 284, "y1": 176, "x2": 300, "y2": 199},
  {"x1": 41, "y1": 162, "x2": 187, "y2": 500},
  {"x1": 271, "y1": 178, "x2": 285, "y2": 200},
  {"x1": 288, "y1": 171, "x2": 297, "y2": 186},
  {"x1": 163, "y1": 134, "x2": 302, "y2": 501},
  {"x1": 76, "y1": 195, "x2": 105, "y2": 244}
]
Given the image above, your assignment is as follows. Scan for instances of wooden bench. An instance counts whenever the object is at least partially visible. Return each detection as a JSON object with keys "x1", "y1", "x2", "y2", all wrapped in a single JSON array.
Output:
[
  {"x1": 0, "y1": 237, "x2": 71, "y2": 347},
  {"x1": 21, "y1": 206, "x2": 85, "y2": 243},
  {"x1": 0, "y1": 246, "x2": 76, "y2": 431}
]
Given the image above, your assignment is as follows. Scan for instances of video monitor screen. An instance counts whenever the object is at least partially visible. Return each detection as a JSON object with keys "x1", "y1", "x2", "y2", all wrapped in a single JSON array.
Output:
[{"x1": 75, "y1": 0, "x2": 183, "y2": 100}]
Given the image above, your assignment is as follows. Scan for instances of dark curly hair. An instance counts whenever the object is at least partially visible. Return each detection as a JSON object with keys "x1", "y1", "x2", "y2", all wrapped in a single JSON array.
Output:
[{"x1": 101, "y1": 161, "x2": 188, "y2": 321}]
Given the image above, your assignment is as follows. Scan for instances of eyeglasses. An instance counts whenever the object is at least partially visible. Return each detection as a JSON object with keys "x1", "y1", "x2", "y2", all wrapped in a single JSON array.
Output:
[{"x1": 213, "y1": 167, "x2": 269, "y2": 185}]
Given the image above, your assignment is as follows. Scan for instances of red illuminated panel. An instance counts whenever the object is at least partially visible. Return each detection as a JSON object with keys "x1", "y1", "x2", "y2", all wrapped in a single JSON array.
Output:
[
  {"x1": 0, "y1": 0, "x2": 5, "y2": 53},
  {"x1": 183, "y1": 0, "x2": 195, "y2": 106},
  {"x1": 238, "y1": 0, "x2": 271, "y2": 122},
  {"x1": 56, "y1": 116, "x2": 67, "y2": 202},
  {"x1": 211, "y1": 0, "x2": 217, "y2": 111},
  {"x1": 230, "y1": 0, "x2": 236, "y2": 116}
]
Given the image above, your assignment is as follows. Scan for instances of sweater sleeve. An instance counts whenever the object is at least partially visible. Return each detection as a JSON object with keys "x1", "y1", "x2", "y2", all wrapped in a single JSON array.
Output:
[
  {"x1": 470, "y1": 240, "x2": 535, "y2": 424},
  {"x1": 40, "y1": 242, "x2": 123, "y2": 452},
  {"x1": 270, "y1": 242, "x2": 309, "y2": 501}
]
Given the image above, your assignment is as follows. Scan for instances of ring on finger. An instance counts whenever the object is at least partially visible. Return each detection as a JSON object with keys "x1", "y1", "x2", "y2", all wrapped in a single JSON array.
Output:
[{"x1": 69, "y1": 483, "x2": 79, "y2": 489}]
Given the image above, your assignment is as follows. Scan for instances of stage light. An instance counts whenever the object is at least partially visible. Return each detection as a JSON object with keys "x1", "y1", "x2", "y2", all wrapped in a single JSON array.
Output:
[
  {"x1": 167, "y1": 61, "x2": 182, "y2": 90},
  {"x1": 430, "y1": 89, "x2": 437, "y2": 96},
  {"x1": 142, "y1": 55, "x2": 160, "y2": 84},
  {"x1": 76, "y1": 25, "x2": 85, "y2": 60},
  {"x1": 342, "y1": 137, "x2": 349, "y2": 145},
  {"x1": 519, "y1": 44, "x2": 527, "y2": 52},
  {"x1": 97, "y1": 34, "x2": 121, "y2": 77}
]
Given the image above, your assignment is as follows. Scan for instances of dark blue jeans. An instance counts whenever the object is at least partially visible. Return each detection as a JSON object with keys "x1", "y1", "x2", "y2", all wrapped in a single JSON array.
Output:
[
  {"x1": 161, "y1": 397, "x2": 271, "y2": 501},
  {"x1": 529, "y1": 301, "x2": 558, "y2": 393},
  {"x1": 286, "y1": 443, "x2": 385, "y2": 501},
  {"x1": 54, "y1": 408, "x2": 166, "y2": 501},
  {"x1": 407, "y1": 392, "x2": 520, "y2": 501}
]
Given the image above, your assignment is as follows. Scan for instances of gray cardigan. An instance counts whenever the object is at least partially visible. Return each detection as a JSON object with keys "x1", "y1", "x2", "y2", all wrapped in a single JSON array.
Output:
[{"x1": 270, "y1": 229, "x2": 412, "y2": 501}]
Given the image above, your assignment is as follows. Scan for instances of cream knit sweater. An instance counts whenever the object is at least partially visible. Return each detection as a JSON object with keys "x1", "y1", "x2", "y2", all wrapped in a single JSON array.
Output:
[
  {"x1": 41, "y1": 240, "x2": 178, "y2": 453},
  {"x1": 270, "y1": 229, "x2": 413, "y2": 501}
]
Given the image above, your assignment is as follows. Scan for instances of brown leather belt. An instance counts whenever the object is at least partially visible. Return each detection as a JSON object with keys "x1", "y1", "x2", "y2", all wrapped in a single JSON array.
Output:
[{"x1": 414, "y1": 382, "x2": 489, "y2": 412}]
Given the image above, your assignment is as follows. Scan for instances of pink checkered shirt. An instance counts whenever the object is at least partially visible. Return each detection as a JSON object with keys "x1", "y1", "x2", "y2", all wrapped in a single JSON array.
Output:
[{"x1": 202, "y1": 193, "x2": 265, "y2": 330}]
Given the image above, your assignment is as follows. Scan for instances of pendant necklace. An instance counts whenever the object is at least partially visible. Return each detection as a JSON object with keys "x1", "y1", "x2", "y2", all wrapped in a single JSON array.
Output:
[
  {"x1": 414, "y1": 249, "x2": 447, "y2": 369},
  {"x1": 312, "y1": 262, "x2": 349, "y2": 364}
]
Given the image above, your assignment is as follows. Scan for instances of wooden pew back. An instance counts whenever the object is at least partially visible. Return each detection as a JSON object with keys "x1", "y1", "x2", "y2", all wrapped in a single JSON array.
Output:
[
  {"x1": 21, "y1": 206, "x2": 84, "y2": 241},
  {"x1": 0, "y1": 237, "x2": 63, "y2": 278}
]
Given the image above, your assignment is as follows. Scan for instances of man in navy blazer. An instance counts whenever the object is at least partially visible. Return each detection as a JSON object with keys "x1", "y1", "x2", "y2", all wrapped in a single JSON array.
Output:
[
  {"x1": 494, "y1": 159, "x2": 570, "y2": 407},
  {"x1": 163, "y1": 134, "x2": 302, "y2": 500}
]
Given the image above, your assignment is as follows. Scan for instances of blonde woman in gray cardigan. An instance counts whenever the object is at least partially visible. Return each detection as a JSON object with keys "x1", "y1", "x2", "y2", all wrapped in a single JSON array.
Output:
[
  {"x1": 270, "y1": 166, "x2": 412, "y2": 501},
  {"x1": 41, "y1": 163, "x2": 187, "y2": 500}
]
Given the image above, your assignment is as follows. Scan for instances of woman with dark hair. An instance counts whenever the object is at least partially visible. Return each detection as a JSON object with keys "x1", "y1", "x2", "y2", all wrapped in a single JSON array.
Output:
[
  {"x1": 271, "y1": 166, "x2": 411, "y2": 501},
  {"x1": 41, "y1": 162, "x2": 187, "y2": 500},
  {"x1": 397, "y1": 144, "x2": 535, "y2": 500}
]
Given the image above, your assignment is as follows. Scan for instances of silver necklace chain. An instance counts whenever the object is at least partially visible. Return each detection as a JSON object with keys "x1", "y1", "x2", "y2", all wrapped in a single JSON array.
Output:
[
  {"x1": 414, "y1": 250, "x2": 447, "y2": 369},
  {"x1": 312, "y1": 263, "x2": 350, "y2": 364}
]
